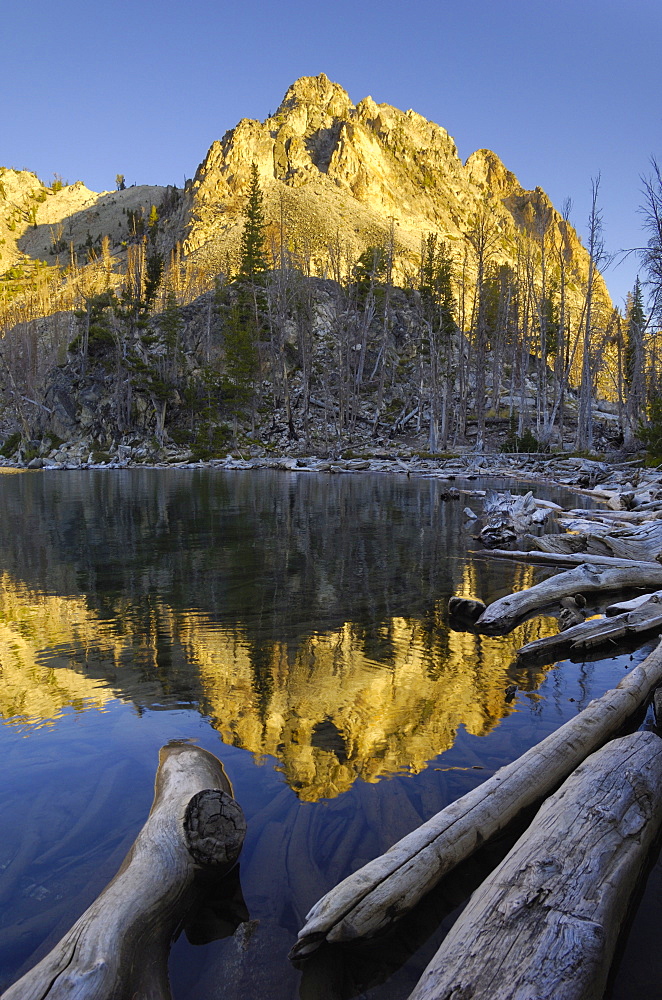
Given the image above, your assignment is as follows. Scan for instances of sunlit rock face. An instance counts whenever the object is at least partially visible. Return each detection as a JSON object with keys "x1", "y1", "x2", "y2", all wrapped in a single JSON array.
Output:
[
  {"x1": 0, "y1": 563, "x2": 554, "y2": 802},
  {"x1": 179, "y1": 73, "x2": 610, "y2": 318}
]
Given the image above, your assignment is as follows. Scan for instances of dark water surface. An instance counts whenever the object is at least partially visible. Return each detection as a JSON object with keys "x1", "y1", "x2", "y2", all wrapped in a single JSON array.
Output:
[{"x1": 0, "y1": 468, "x2": 656, "y2": 998}]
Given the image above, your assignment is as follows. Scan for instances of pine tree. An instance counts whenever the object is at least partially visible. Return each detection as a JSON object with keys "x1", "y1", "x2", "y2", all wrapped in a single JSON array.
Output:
[
  {"x1": 624, "y1": 277, "x2": 647, "y2": 450},
  {"x1": 237, "y1": 163, "x2": 268, "y2": 284},
  {"x1": 624, "y1": 277, "x2": 645, "y2": 389},
  {"x1": 419, "y1": 235, "x2": 457, "y2": 450}
]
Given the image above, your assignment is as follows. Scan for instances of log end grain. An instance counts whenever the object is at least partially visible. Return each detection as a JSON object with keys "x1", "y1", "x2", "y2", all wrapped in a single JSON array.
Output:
[{"x1": 185, "y1": 789, "x2": 246, "y2": 869}]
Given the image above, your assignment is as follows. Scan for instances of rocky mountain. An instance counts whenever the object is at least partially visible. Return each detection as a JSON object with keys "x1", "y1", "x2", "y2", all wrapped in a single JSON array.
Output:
[
  {"x1": 0, "y1": 167, "x2": 171, "y2": 276},
  {"x1": 0, "y1": 74, "x2": 621, "y2": 463},
  {"x1": 1, "y1": 73, "x2": 609, "y2": 314},
  {"x1": 176, "y1": 73, "x2": 609, "y2": 311}
]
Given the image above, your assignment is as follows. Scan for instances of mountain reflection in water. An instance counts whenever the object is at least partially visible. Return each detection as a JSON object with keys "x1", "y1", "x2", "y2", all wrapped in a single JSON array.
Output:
[{"x1": 0, "y1": 469, "x2": 644, "y2": 999}]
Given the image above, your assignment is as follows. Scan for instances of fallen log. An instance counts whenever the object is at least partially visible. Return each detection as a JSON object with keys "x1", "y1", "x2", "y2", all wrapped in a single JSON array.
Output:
[
  {"x1": 567, "y1": 508, "x2": 657, "y2": 522},
  {"x1": 407, "y1": 731, "x2": 662, "y2": 1000},
  {"x1": 606, "y1": 590, "x2": 662, "y2": 615},
  {"x1": 470, "y1": 547, "x2": 661, "y2": 569},
  {"x1": 1, "y1": 744, "x2": 246, "y2": 1000},
  {"x1": 289, "y1": 641, "x2": 662, "y2": 957},
  {"x1": 655, "y1": 688, "x2": 662, "y2": 726},
  {"x1": 475, "y1": 562, "x2": 662, "y2": 636},
  {"x1": 517, "y1": 601, "x2": 662, "y2": 661}
]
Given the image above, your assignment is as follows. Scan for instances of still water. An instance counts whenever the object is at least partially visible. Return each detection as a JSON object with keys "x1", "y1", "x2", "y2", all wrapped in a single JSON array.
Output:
[{"x1": 0, "y1": 468, "x2": 655, "y2": 998}]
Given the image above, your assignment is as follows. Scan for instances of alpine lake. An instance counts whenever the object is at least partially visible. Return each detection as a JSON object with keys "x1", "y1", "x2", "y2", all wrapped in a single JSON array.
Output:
[{"x1": 0, "y1": 466, "x2": 658, "y2": 999}]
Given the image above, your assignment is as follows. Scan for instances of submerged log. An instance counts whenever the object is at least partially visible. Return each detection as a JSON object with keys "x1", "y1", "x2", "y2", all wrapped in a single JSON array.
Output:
[
  {"x1": 517, "y1": 601, "x2": 662, "y2": 661},
  {"x1": 2, "y1": 744, "x2": 246, "y2": 1000},
  {"x1": 289, "y1": 641, "x2": 662, "y2": 957},
  {"x1": 475, "y1": 562, "x2": 662, "y2": 636},
  {"x1": 407, "y1": 731, "x2": 662, "y2": 1000}
]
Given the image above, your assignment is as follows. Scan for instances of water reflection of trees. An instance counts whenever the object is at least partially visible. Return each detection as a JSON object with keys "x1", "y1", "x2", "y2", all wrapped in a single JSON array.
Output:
[
  {"x1": 0, "y1": 470, "x2": 559, "y2": 798},
  {"x1": 0, "y1": 469, "x2": 542, "y2": 638}
]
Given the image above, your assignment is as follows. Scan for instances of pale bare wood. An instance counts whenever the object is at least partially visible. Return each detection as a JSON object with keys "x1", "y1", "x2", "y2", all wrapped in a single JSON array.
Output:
[
  {"x1": 558, "y1": 594, "x2": 587, "y2": 629},
  {"x1": 606, "y1": 590, "x2": 662, "y2": 615},
  {"x1": 1, "y1": 744, "x2": 246, "y2": 1000},
  {"x1": 655, "y1": 688, "x2": 662, "y2": 726},
  {"x1": 290, "y1": 641, "x2": 662, "y2": 957},
  {"x1": 479, "y1": 490, "x2": 549, "y2": 547},
  {"x1": 470, "y1": 548, "x2": 660, "y2": 569},
  {"x1": 407, "y1": 731, "x2": 662, "y2": 1000},
  {"x1": 567, "y1": 508, "x2": 660, "y2": 521},
  {"x1": 475, "y1": 562, "x2": 662, "y2": 636},
  {"x1": 517, "y1": 601, "x2": 662, "y2": 660}
]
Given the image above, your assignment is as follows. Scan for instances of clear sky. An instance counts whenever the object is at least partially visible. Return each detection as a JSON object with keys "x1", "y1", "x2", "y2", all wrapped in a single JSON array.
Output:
[{"x1": 4, "y1": 0, "x2": 660, "y2": 308}]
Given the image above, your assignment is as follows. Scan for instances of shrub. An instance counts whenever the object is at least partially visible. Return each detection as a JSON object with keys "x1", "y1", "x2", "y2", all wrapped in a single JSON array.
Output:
[
  {"x1": 0, "y1": 432, "x2": 21, "y2": 457},
  {"x1": 638, "y1": 393, "x2": 662, "y2": 459},
  {"x1": 501, "y1": 419, "x2": 547, "y2": 453}
]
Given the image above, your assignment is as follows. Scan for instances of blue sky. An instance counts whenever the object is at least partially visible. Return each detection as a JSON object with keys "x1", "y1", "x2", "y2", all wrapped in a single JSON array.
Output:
[{"x1": 4, "y1": 0, "x2": 660, "y2": 307}]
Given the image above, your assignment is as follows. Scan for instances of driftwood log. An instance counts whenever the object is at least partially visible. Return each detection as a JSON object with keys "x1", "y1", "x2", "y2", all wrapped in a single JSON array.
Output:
[
  {"x1": 538, "y1": 518, "x2": 662, "y2": 562},
  {"x1": 471, "y1": 547, "x2": 662, "y2": 569},
  {"x1": 289, "y1": 641, "x2": 662, "y2": 957},
  {"x1": 1, "y1": 744, "x2": 246, "y2": 1000},
  {"x1": 518, "y1": 601, "x2": 662, "y2": 661},
  {"x1": 558, "y1": 594, "x2": 587, "y2": 629},
  {"x1": 474, "y1": 562, "x2": 662, "y2": 636},
  {"x1": 607, "y1": 590, "x2": 662, "y2": 615},
  {"x1": 479, "y1": 491, "x2": 549, "y2": 548},
  {"x1": 407, "y1": 731, "x2": 662, "y2": 1000}
]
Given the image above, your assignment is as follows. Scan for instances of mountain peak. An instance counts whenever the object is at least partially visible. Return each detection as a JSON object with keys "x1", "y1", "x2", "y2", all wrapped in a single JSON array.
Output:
[{"x1": 275, "y1": 73, "x2": 353, "y2": 119}]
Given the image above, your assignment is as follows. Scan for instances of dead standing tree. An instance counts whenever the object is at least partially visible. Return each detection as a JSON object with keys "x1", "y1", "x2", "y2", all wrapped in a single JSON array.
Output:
[
  {"x1": 575, "y1": 176, "x2": 607, "y2": 452},
  {"x1": 466, "y1": 200, "x2": 502, "y2": 451}
]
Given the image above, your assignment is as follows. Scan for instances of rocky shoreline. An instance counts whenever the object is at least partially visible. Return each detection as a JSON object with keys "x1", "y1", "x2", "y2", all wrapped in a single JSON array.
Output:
[{"x1": 2, "y1": 444, "x2": 657, "y2": 511}]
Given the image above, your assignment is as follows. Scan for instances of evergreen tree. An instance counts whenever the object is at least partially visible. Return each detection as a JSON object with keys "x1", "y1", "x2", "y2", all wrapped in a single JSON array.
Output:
[
  {"x1": 624, "y1": 276, "x2": 647, "y2": 450},
  {"x1": 237, "y1": 163, "x2": 268, "y2": 284},
  {"x1": 420, "y1": 234, "x2": 455, "y2": 341},
  {"x1": 144, "y1": 250, "x2": 164, "y2": 307},
  {"x1": 624, "y1": 277, "x2": 645, "y2": 389}
]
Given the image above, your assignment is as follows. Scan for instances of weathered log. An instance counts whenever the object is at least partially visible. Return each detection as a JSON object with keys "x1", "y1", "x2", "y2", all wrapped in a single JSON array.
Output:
[
  {"x1": 471, "y1": 547, "x2": 661, "y2": 569},
  {"x1": 517, "y1": 601, "x2": 662, "y2": 661},
  {"x1": 479, "y1": 490, "x2": 549, "y2": 548},
  {"x1": 523, "y1": 532, "x2": 590, "y2": 555},
  {"x1": 655, "y1": 688, "x2": 662, "y2": 727},
  {"x1": 606, "y1": 589, "x2": 662, "y2": 615},
  {"x1": 582, "y1": 519, "x2": 662, "y2": 562},
  {"x1": 289, "y1": 641, "x2": 662, "y2": 957},
  {"x1": 407, "y1": 731, "x2": 662, "y2": 1000},
  {"x1": 475, "y1": 562, "x2": 662, "y2": 636},
  {"x1": 1, "y1": 744, "x2": 246, "y2": 1000},
  {"x1": 567, "y1": 508, "x2": 657, "y2": 522}
]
